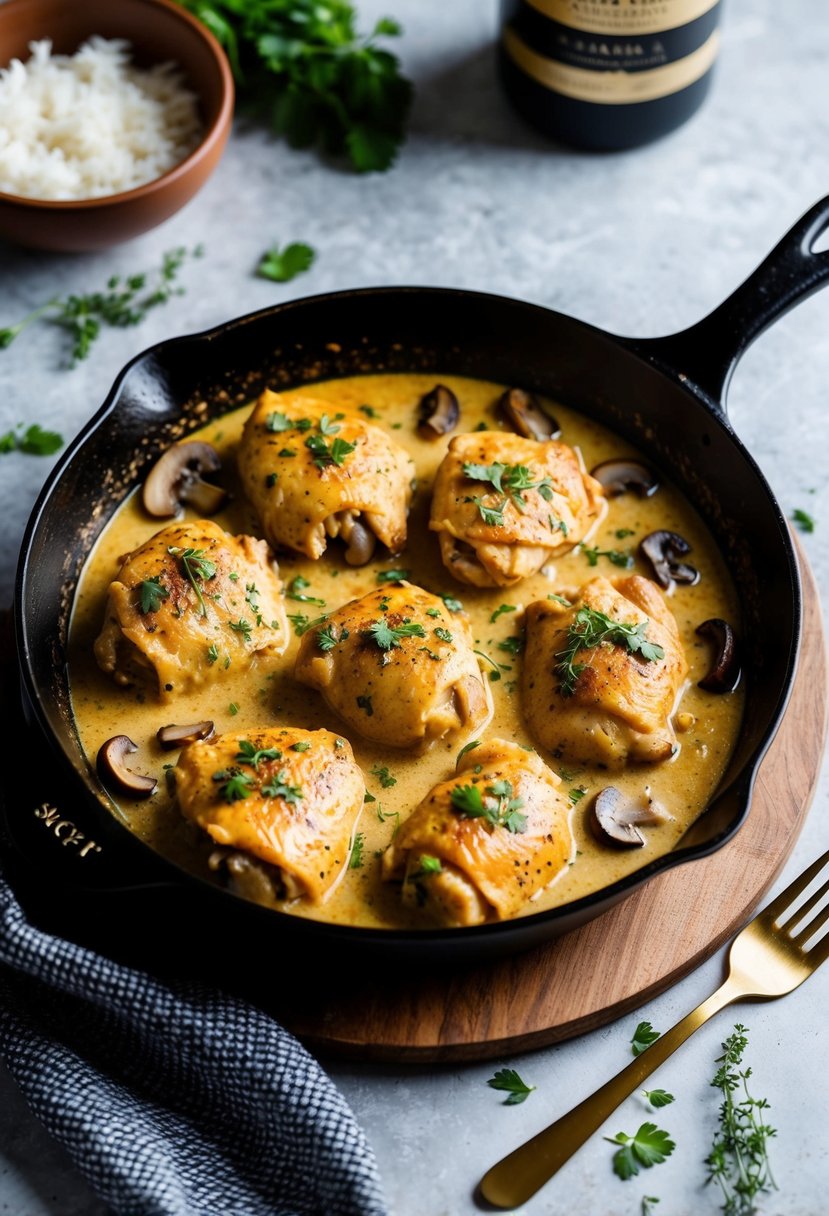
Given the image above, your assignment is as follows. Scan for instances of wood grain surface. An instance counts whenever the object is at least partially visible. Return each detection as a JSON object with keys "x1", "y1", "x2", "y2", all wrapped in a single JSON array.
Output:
[{"x1": 271, "y1": 552, "x2": 827, "y2": 1062}]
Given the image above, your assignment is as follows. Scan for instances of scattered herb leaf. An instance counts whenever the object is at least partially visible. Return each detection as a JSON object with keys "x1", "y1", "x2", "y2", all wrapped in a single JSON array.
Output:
[
  {"x1": 487, "y1": 1068, "x2": 536, "y2": 1106},
  {"x1": 257, "y1": 241, "x2": 315, "y2": 283}
]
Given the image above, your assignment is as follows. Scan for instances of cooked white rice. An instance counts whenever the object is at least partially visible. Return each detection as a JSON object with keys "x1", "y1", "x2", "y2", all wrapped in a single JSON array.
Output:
[{"x1": 0, "y1": 37, "x2": 203, "y2": 200}]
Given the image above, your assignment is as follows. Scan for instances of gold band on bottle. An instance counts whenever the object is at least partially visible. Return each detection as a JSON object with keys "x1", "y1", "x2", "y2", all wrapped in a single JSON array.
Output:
[
  {"x1": 522, "y1": 0, "x2": 720, "y2": 37},
  {"x1": 502, "y1": 25, "x2": 720, "y2": 104}
]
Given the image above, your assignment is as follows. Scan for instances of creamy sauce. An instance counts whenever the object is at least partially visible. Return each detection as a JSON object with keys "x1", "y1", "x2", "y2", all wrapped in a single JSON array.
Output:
[{"x1": 69, "y1": 374, "x2": 744, "y2": 928}]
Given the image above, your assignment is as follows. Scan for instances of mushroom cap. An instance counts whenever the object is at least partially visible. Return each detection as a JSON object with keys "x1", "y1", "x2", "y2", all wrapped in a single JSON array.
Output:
[
  {"x1": 417, "y1": 384, "x2": 460, "y2": 438},
  {"x1": 590, "y1": 458, "x2": 659, "y2": 498},
  {"x1": 143, "y1": 441, "x2": 227, "y2": 518},
  {"x1": 156, "y1": 721, "x2": 215, "y2": 750},
  {"x1": 639, "y1": 530, "x2": 699, "y2": 589},
  {"x1": 97, "y1": 735, "x2": 157, "y2": 798},
  {"x1": 696, "y1": 618, "x2": 741, "y2": 693},
  {"x1": 498, "y1": 388, "x2": 561, "y2": 441}
]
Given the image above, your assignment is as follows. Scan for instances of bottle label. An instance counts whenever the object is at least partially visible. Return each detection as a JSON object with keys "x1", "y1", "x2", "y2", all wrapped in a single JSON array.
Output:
[
  {"x1": 523, "y1": 0, "x2": 719, "y2": 37},
  {"x1": 502, "y1": 0, "x2": 720, "y2": 105}
]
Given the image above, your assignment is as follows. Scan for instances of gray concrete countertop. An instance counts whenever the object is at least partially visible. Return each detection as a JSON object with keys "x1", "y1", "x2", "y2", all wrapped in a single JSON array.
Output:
[{"x1": 1, "y1": 1, "x2": 828, "y2": 1213}]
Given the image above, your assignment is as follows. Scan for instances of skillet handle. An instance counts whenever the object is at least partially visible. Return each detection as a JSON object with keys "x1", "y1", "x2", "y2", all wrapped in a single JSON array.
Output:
[{"x1": 630, "y1": 195, "x2": 829, "y2": 410}]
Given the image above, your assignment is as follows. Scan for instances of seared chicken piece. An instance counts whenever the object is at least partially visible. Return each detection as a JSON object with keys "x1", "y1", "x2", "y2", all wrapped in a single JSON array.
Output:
[
  {"x1": 238, "y1": 390, "x2": 415, "y2": 563},
  {"x1": 94, "y1": 520, "x2": 288, "y2": 701},
  {"x1": 523, "y1": 575, "x2": 688, "y2": 767},
  {"x1": 429, "y1": 431, "x2": 604, "y2": 587},
  {"x1": 175, "y1": 727, "x2": 364, "y2": 904},
  {"x1": 382, "y1": 739, "x2": 574, "y2": 926},
  {"x1": 294, "y1": 581, "x2": 492, "y2": 751}
]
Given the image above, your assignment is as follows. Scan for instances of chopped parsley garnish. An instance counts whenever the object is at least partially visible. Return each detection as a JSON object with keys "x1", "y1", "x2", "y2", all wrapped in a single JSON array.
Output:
[
  {"x1": 316, "y1": 623, "x2": 348, "y2": 651},
  {"x1": 287, "y1": 575, "x2": 325, "y2": 605},
  {"x1": 569, "y1": 786, "x2": 587, "y2": 805},
  {"x1": 235, "y1": 740, "x2": 282, "y2": 769},
  {"x1": 490, "y1": 603, "x2": 516, "y2": 624},
  {"x1": 265, "y1": 411, "x2": 293, "y2": 433},
  {"x1": 792, "y1": 507, "x2": 815, "y2": 533},
  {"x1": 257, "y1": 241, "x2": 315, "y2": 283},
  {"x1": 288, "y1": 612, "x2": 329, "y2": 637},
  {"x1": 213, "y1": 769, "x2": 254, "y2": 801},
  {"x1": 261, "y1": 771, "x2": 303, "y2": 803},
  {"x1": 206, "y1": 643, "x2": 220, "y2": 665},
  {"x1": 290, "y1": 740, "x2": 311, "y2": 752},
  {"x1": 470, "y1": 495, "x2": 506, "y2": 527},
  {"x1": 434, "y1": 627, "x2": 453, "y2": 643},
  {"x1": 167, "y1": 545, "x2": 217, "y2": 617},
  {"x1": 497, "y1": 634, "x2": 523, "y2": 656},
  {"x1": 278, "y1": 447, "x2": 296, "y2": 457},
  {"x1": 487, "y1": 1068, "x2": 536, "y2": 1106},
  {"x1": 426, "y1": 607, "x2": 441, "y2": 618},
  {"x1": 376, "y1": 568, "x2": 410, "y2": 584},
  {"x1": 548, "y1": 593, "x2": 572, "y2": 606},
  {"x1": 581, "y1": 543, "x2": 634, "y2": 569},
  {"x1": 377, "y1": 805, "x2": 401, "y2": 830},
  {"x1": 604, "y1": 1123, "x2": 675, "y2": 1180},
  {"x1": 407, "y1": 855, "x2": 442, "y2": 881},
  {"x1": 349, "y1": 832, "x2": 365, "y2": 869},
  {"x1": 462, "y1": 460, "x2": 554, "y2": 509},
  {"x1": 359, "y1": 404, "x2": 379, "y2": 418},
  {"x1": 245, "y1": 583, "x2": 263, "y2": 624},
  {"x1": 365, "y1": 618, "x2": 427, "y2": 650},
  {"x1": 441, "y1": 594, "x2": 464, "y2": 612},
  {"x1": 556, "y1": 606, "x2": 665, "y2": 697},
  {"x1": 266, "y1": 472, "x2": 278, "y2": 487},
  {"x1": 616, "y1": 528, "x2": 636, "y2": 539},
  {"x1": 456, "y1": 739, "x2": 481, "y2": 767},
  {"x1": 229, "y1": 618, "x2": 253, "y2": 642},
  {"x1": 228, "y1": 702, "x2": 239, "y2": 715},
  {"x1": 370, "y1": 764, "x2": 397, "y2": 788},
  {"x1": 138, "y1": 576, "x2": 169, "y2": 614},
  {"x1": 473, "y1": 649, "x2": 511, "y2": 679},
  {"x1": 450, "y1": 779, "x2": 527, "y2": 833},
  {"x1": 356, "y1": 694, "x2": 374, "y2": 716},
  {"x1": 305, "y1": 432, "x2": 356, "y2": 468}
]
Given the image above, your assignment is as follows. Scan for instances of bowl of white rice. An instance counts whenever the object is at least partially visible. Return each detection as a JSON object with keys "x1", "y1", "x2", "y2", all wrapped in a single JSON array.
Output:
[{"x1": 0, "y1": 0, "x2": 233, "y2": 251}]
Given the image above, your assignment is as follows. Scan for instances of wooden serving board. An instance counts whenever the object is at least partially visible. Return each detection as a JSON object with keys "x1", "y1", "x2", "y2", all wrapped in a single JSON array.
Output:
[{"x1": 273, "y1": 551, "x2": 827, "y2": 1062}]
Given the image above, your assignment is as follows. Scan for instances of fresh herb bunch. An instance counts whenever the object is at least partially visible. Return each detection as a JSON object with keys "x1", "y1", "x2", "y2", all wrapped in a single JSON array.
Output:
[
  {"x1": 178, "y1": 0, "x2": 412, "y2": 172},
  {"x1": 556, "y1": 606, "x2": 665, "y2": 697},
  {"x1": 0, "y1": 247, "x2": 202, "y2": 367},
  {"x1": 706, "y1": 1024, "x2": 777, "y2": 1214}
]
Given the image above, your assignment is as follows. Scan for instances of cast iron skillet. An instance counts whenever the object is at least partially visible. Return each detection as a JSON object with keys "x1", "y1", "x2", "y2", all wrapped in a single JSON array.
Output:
[{"x1": 9, "y1": 197, "x2": 829, "y2": 962}]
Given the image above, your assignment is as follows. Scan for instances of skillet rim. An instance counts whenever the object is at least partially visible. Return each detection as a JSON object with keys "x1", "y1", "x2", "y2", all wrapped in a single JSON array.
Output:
[{"x1": 13, "y1": 284, "x2": 803, "y2": 946}]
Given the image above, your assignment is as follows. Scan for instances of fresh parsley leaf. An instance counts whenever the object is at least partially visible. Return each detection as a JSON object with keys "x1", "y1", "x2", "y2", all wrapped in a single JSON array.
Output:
[
  {"x1": 376, "y1": 568, "x2": 410, "y2": 584},
  {"x1": 581, "y1": 543, "x2": 634, "y2": 569},
  {"x1": 366, "y1": 618, "x2": 427, "y2": 650},
  {"x1": 456, "y1": 739, "x2": 481, "y2": 766},
  {"x1": 167, "y1": 545, "x2": 217, "y2": 617},
  {"x1": 568, "y1": 786, "x2": 587, "y2": 805},
  {"x1": 229, "y1": 618, "x2": 253, "y2": 642},
  {"x1": 228, "y1": 702, "x2": 239, "y2": 716},
  {"x1": 642, "y1": 1089, "x2": 674, "y2": 1109},
  {"x1": 487, "y1": 1068, "x2": 536, "y2": 1106},
  {"x1": 257, "y1": 242, "x2": 315, "y2": 283},
  {"x1": 206, "y1": 643, "x2": 220, "y2": 665},
  {"x1": 288, "y1": 612, "x2": 328, "y2": 637},
  {"x1": 641, "y1": 1198, "x2": 660, "y2": 1216},
  {"x1": 265, "y1": 411, "x2": 293, "y2": 433},
  {"x1": 450, "y1": 780, "x2": 527, "y2": 833},
  {"x1": 287, "y1": 575, "x2": 325, "y2": 605},
  {"x1": 547, "y1": 593, "x2": 572, "y2": 607},
  {"x1": 358, "y1": 403, "x2": 379, "y2": 418},
  {"x1": 616, "y1": 528, "x2": 636, "y2": 539},
  {"x1": 407, "y1": 854, "x2": 442, "y2": 881},
  {"x1": 349, "y1": 832, "x2": 365, "y2": 869},
  {"x1": 490, "y1": 603, "x2": 516, "y2": 623},
  {"x1": 316, "y1": 623, "x2": 347, "y2": 651},
  {"x1": 290, "y1": 740, "x2": 311, "y2": 752},
  {"x1": 434, "y1": 627, "x2": 453, "y2": 643},
  {"x1": 305, "y1": 432, "x2": 356, "y2": 468},
  {"x1": 370, "y1": 764, "x2": 397, "y2": 788},
  {"x1": 138, "y1": 576, "x2": 169, "y2": 614},
  {"x1": 261, "y1": 770, "x2": 303, "y2": 803},
  {"x1": 470, "y1": 495, "x2": 506, "y2": 526},
  {"x1": 604, "y1": 1123, "x2": 675, "y2": 1180},
  {"x1": 15, "y1": 424, "x2": 65, "y2": 455},
  {"x1": 631, "y1": 1021, "x2": 661, "y2": 1057},
  {"x1": 792, "y1": 508, "x2": 815, "y2": 533},
  {"x1": 235, "y1": 740, "x2": 282, "y2": 770},
  {"x1": 497, "y1": 634, "x2": 523, "y2": 656},
  {"x1": 463, "y1": 460, "x2": 554, "y2": 511},
  {"x1": 556, "y1": 607, "x2": 665, "y2": 697},
  {"x1": 213, "y1": 769, "x2": 254, "y2": 801}
]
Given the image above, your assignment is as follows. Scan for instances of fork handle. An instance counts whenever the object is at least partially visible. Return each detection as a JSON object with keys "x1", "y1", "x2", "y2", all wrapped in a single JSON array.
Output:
[{"x1": 479, "y1": 976, "x2": 742, "y2": 1210}]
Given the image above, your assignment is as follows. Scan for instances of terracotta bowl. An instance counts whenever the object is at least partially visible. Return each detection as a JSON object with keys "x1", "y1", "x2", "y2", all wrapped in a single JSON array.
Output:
[{"x1": 0, "y1": 0, "x2": 234, "y2": 252}]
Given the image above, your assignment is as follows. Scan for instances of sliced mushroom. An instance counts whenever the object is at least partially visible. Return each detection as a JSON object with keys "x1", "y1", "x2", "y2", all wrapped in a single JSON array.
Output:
[
  {"x1": 696, "y1": 618, "x2": 741, "y2": 693},
  {"x1": 156, "y1": 720, "x2": 215, "y2": 750},
  {"x1": 497, "y1": 388, "x2": 561, "y2": 441},
  {"x1": 97, "y1": 735, "x2": 157, "y2": 799},
  {"x1": 590, "y1": 458, "x2": 659, "y2": 498},
  {"x1": 639, "y1": 530, "x2": 699, "y2": 589},
  {"x1": 591, "y1": 786, "x2": 670, "y2": 848},
  {"x1": 340, "y1": 513, "x2": 377, "y2": 566},
  {"x1": 417, "y1": 385, "x2": 460, "y2": 438},
  {"x1": 143, "y1": 441, "x2": 229, "y2": 518}
]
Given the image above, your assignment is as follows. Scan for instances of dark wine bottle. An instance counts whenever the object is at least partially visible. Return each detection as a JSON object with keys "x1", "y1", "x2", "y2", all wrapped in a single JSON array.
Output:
[{"x1": 499, "y1": 0, "x2": 722, "y2": 150}]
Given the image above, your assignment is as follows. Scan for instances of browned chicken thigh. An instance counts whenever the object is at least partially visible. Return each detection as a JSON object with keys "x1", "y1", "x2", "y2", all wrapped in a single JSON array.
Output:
[
  {"x1": 429, "y1": 431, "x2": 604, "y2": 587},
  {"x1": 382, "y1": 739, "x2": 574, "y2": 926},
  {"x1": 523, "y1": 574, "x2": 688, "y2": 767},
  {"x1": 174, "y1": 726, "x2": 364, "y2": 904},
  {"x1": 94, "y1": 519, "x2": 288, "y2": 701},
  {"x1": 238, "y1": 390, "x2": 415, "y2": 563},
  {"x1": 294, "y1": 581, "x2": 492, "y2": 750}
]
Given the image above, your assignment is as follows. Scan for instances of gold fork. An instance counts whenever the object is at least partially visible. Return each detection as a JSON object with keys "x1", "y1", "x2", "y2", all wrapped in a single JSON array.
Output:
[{"x1": 479, "y1": 847, "x2": 829, "y2": 1210}]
